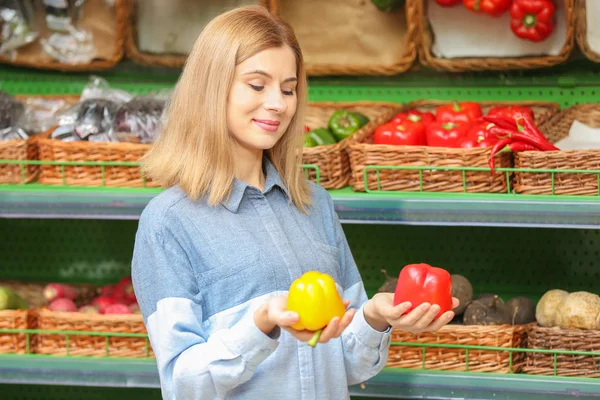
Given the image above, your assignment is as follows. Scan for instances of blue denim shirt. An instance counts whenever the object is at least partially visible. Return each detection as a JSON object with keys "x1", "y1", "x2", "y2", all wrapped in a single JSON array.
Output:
[{"x1": 131, "y1": 158, "x2": 391, "y2": 400}]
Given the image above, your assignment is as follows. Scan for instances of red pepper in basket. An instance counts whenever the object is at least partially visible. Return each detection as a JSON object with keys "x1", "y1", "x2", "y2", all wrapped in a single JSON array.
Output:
[
  {"x1": 435, "y1": 0, "x2": 462, "y2": 6},
  {"x1": 426, "y1": 122, "x2": 470, "y2": 148},
  {"x1": 373, "y1": 121, "x2": 426, "y2": 146},
  {"x1": 391, "y1": 110, "x2": 435, "y2": 127},
  {"x1": 436, "y1": 102, "x2": 482, "y2": 125},
  {"x1": 467, "y1": 121, "x2": 498, "y2": 142},
  {"x1": 457, "y1": 136, "x2": 497, "y2": 149},
  {"x1": 487, "y1": 105, "x2": 534, "y2": 122},
  {"x1": 510, "y1": 0, "x2": 555, "y2": 43},
  {"x1": 463, "y1": 0, "x2": 512, "y2": 17}
]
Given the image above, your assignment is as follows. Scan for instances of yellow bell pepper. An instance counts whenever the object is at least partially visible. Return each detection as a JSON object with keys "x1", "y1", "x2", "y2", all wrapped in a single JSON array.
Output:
[{"x1": 286, "y1": 271, "x2": 346, "y2": 347}]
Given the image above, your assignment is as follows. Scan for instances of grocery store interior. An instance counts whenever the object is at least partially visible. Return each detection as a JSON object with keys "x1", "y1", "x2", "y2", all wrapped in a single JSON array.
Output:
[{"x1": 1, "y1": 0, "x2": 600, "y2": 399}]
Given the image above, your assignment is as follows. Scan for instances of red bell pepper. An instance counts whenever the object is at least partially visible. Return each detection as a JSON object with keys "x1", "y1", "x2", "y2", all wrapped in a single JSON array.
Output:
[
  {"x1": 510, "y1": 0, "x2": 555, "y2": 42},
  {"x1": 457, "y1": 136, "x2": 497, "y2": 149},
  {"x1": 373, "y1": 121, "x2": 426, "y2": 146},
  {"x1": 487, "y1": 105, "x2": 534, "y2": 122},
  {"x1": 463, "y1": 0, "x2": 512, "y2": 17},
  {"x1": 393, "y1": 263, "x2": 453, "y2": 319},
  {"x1": 391, "y1": 110, "x2": 435, "y2": 127},
  {"x1": 436, "y1": 102, "x2": 483, "y2": 125},
  {"x1": 426, "y1": 122, "x2": 470, "y2": 148},
  {"x1": 435, "y1": 0, "x2": 462, "y2": 7},
  {"x1": 466, "y1": 121, "x2": 498, "y2": 142}
]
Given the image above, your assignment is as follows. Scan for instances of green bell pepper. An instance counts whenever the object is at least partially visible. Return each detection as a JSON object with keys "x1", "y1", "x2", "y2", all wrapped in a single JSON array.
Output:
[
  {"x1": 304, "y1": 128, "x2": 337, "y2": 147},
  {"x1": 370, "y1": 0, "x2": 405, "y2": 13},
  {"x1": 328, "y1": 110, "x2": 363, "y2": 142},
  {"x1": 353, "y1": 112, "x2": 370, "y2": 127}
]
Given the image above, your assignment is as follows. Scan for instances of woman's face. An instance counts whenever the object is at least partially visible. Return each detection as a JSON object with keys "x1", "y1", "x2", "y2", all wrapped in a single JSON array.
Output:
[{"x1": 227, "y1": 45, "x2": 298, "y2": 154}]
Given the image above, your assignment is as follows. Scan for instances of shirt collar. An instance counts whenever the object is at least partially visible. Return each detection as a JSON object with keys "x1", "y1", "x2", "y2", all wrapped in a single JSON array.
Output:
[{"x1": 222, "y1": 157, "x2": 291, "y2": 213}]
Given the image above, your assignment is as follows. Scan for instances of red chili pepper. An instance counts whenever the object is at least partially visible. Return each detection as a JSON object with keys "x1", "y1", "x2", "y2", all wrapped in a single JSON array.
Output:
[
  {"x1": 436, "y1": 102, "x2": 482, "y2": 125},
  {"x1": 508, "y1": 142, "x2": 539, "y2": 152},
  {"x1": 488, "y1": 137, "x2": 511, "y2": 174},
  {"x1": 487, "y1": 105, "x2": 534, "y2": 122},
  {"x1": 393, "y1": 263, "x2": 454, "y2": 319},
  {"x1": 426, "y1": 122, "x2": 470, "y2": 148},
  {"x1": 436, "y1": 0, "x2": 462, "y2": 6},
  {"x1": 483, "y1": 115, "x2": 518, "y2": 131},
  {"x1": 304, "y1": 125, "x2": 310, "y2": 133},
  {"x1": 463, "y1": 0, "x2": 512, "y2": 17},
  {"x1": 510, "y1": 0, "x2": 555, "y2": 42},
  {"x1": 373, "y1": 121, "x2": 426, "y2": 146},
  {"x1": 489, "y1": 126, "x2": 558, "y2": 151}
]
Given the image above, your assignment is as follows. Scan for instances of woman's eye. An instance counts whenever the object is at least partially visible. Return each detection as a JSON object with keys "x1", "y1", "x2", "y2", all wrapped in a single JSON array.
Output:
[
  {"x1": 249, "y1": 84, "x2": 264, "y2": 92},
  {"x1": 282, "y1": 89, "x2": 295, "y2": 96}
]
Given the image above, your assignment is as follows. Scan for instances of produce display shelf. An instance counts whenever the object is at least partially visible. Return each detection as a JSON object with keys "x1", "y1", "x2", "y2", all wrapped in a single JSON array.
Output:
[
  {"x1": 1, "y1": 353, "x2": 598, "y2": 399},
  {"x1": 2, "y1": 182, "x2": 600, "y2": 228}
]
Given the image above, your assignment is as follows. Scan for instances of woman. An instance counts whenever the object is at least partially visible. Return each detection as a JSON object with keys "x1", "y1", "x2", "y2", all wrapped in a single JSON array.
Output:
[{"x1": 131, "y1": 5, "x2": 458, "y2": 399}]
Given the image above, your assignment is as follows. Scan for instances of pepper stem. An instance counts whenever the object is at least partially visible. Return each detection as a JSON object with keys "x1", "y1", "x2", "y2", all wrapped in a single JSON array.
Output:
[
  {"x1": 308, "y1": 329, "x2": 322, "y2": 348},
  {"x1": 523, "y1": 14, "x2": 537, "y2": 28}
]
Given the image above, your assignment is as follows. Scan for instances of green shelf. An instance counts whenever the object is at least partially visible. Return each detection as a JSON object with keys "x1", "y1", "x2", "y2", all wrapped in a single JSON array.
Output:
[
  {"x1": 2, "y1": 183, "x2": 600, "y2": 228},
  {"x1": 1, "y1": 354, "x2": 599, "y2": 399}
]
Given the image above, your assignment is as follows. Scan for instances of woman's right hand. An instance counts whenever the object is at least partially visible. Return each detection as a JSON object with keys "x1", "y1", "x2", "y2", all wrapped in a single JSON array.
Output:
[{"x1": 254, "y1": 295, "x2": 355, "y2": 345}]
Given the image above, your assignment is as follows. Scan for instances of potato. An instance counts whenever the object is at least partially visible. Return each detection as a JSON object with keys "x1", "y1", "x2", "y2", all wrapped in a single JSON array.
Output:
[
  {"x1": 556, "y1": 291, "x2": 600, "y2": 330},
  {"x1": 535, "y1": 289, "x2": 568, "y2": 327}
]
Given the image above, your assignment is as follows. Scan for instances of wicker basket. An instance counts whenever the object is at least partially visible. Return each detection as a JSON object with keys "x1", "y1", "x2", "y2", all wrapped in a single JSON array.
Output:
[
  {"x1": 275, "y1": 0, "x2": 418, "y2": 76},
  {"x1": 0, "y1": 0, "x2": 127, "y2": 72},
  {"x1": 125, "y1": 0, "x2": 277, "y2": 68},
  {"x1": 388, "y1": 324, "x2": 528, "y2": 373},
  {"x1": 514, "y1": 104, "x2": 600, "y2": 196},
  {"x1": 303, "y1": 102, "x2": 397, "y2": 189},
  {"x1": 0, "y1": 95, "x2": 81, "y2": 185},
  {"x1": 576, "y1": 0, "x2": 600, "y2": 63},
  {"x1": 418, "y1": 0, "x2": 576, "y2": 72},
  {"x1": 32, "y1": 308, "x2": 153, "y2": 358},
  {"x1": 0, "y1": 138, "x2": 38, "y2": 184},
  {"x1": 523, "y1": 324, "x2": 600, "y2": 377},
  {"x1": 347, "y1": 100, "x2": 559, "y2": 193},
  {"x1": 0, "y1": 310, "x2": 29, "y2": 354},
  {"x1": 37, "y1": 127, "x2": 157, "y2": 188}
]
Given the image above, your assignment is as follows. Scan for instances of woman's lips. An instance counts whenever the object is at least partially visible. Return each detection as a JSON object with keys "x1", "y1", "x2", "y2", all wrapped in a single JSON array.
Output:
[{"x1": 253, "y1": 119, "x2": 280, "y2": 132}]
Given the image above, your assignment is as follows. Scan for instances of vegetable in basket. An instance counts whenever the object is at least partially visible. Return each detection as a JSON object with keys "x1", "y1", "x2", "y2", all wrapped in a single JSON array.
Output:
[
  {"x1": 463, "y1": 0, "x2": 512, "y2": 17},
  {"x1": 373, "y1": 120, "x2": 426, "y2": 146},
  {"x1": 425, "y1": 121, "x2": 470, "y2": 147},
  {"x1": 509, "y1": 0, "x2": 555, "y2": 43},
  {"x1": 370, "y1": 0, "x2": 405, "y2": 13},
  {"x1": 436, "y1": 102, "x2": 483, "y2": 125},
  {"x1": 303, "y1": 128, "x2": 337, "y2": 147},
  {"x1": 328, "y1": 110, "x2": 369, "y2": 142}
]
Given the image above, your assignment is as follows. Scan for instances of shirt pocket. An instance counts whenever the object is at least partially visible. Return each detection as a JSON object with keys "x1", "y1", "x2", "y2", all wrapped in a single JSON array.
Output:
[
  {"x1": 195, "y1": 250, "x2": 276, "y2": 319},
  {"x1": 310, "y1": 241, "x2": 343, "y2": 288}
]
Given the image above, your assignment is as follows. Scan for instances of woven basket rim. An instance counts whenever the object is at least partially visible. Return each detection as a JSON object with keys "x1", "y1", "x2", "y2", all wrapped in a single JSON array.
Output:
[
  {"x1": 35, "y1": 307, "x2": 143, "y2": 323},
  {"x1": 575, "y1": 0, "x2": 600, "y2": 63},
  {"x1": 418, "y1": 0, "x2": 576, "y2": 72},
  {"x1": 0, "y1": 0, "x2": 127, "y2": 72}
]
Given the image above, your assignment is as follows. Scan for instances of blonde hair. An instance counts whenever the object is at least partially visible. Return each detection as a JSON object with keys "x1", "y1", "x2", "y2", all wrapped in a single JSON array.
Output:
[{"x1": 142, "y1": 5, "x2": 311, "y2": 212}]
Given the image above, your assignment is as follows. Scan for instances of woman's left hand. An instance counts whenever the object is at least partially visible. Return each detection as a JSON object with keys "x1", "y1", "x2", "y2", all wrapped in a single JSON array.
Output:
[{"x1": 364, "y1": 293, "x2": 459, "y2": 333}]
